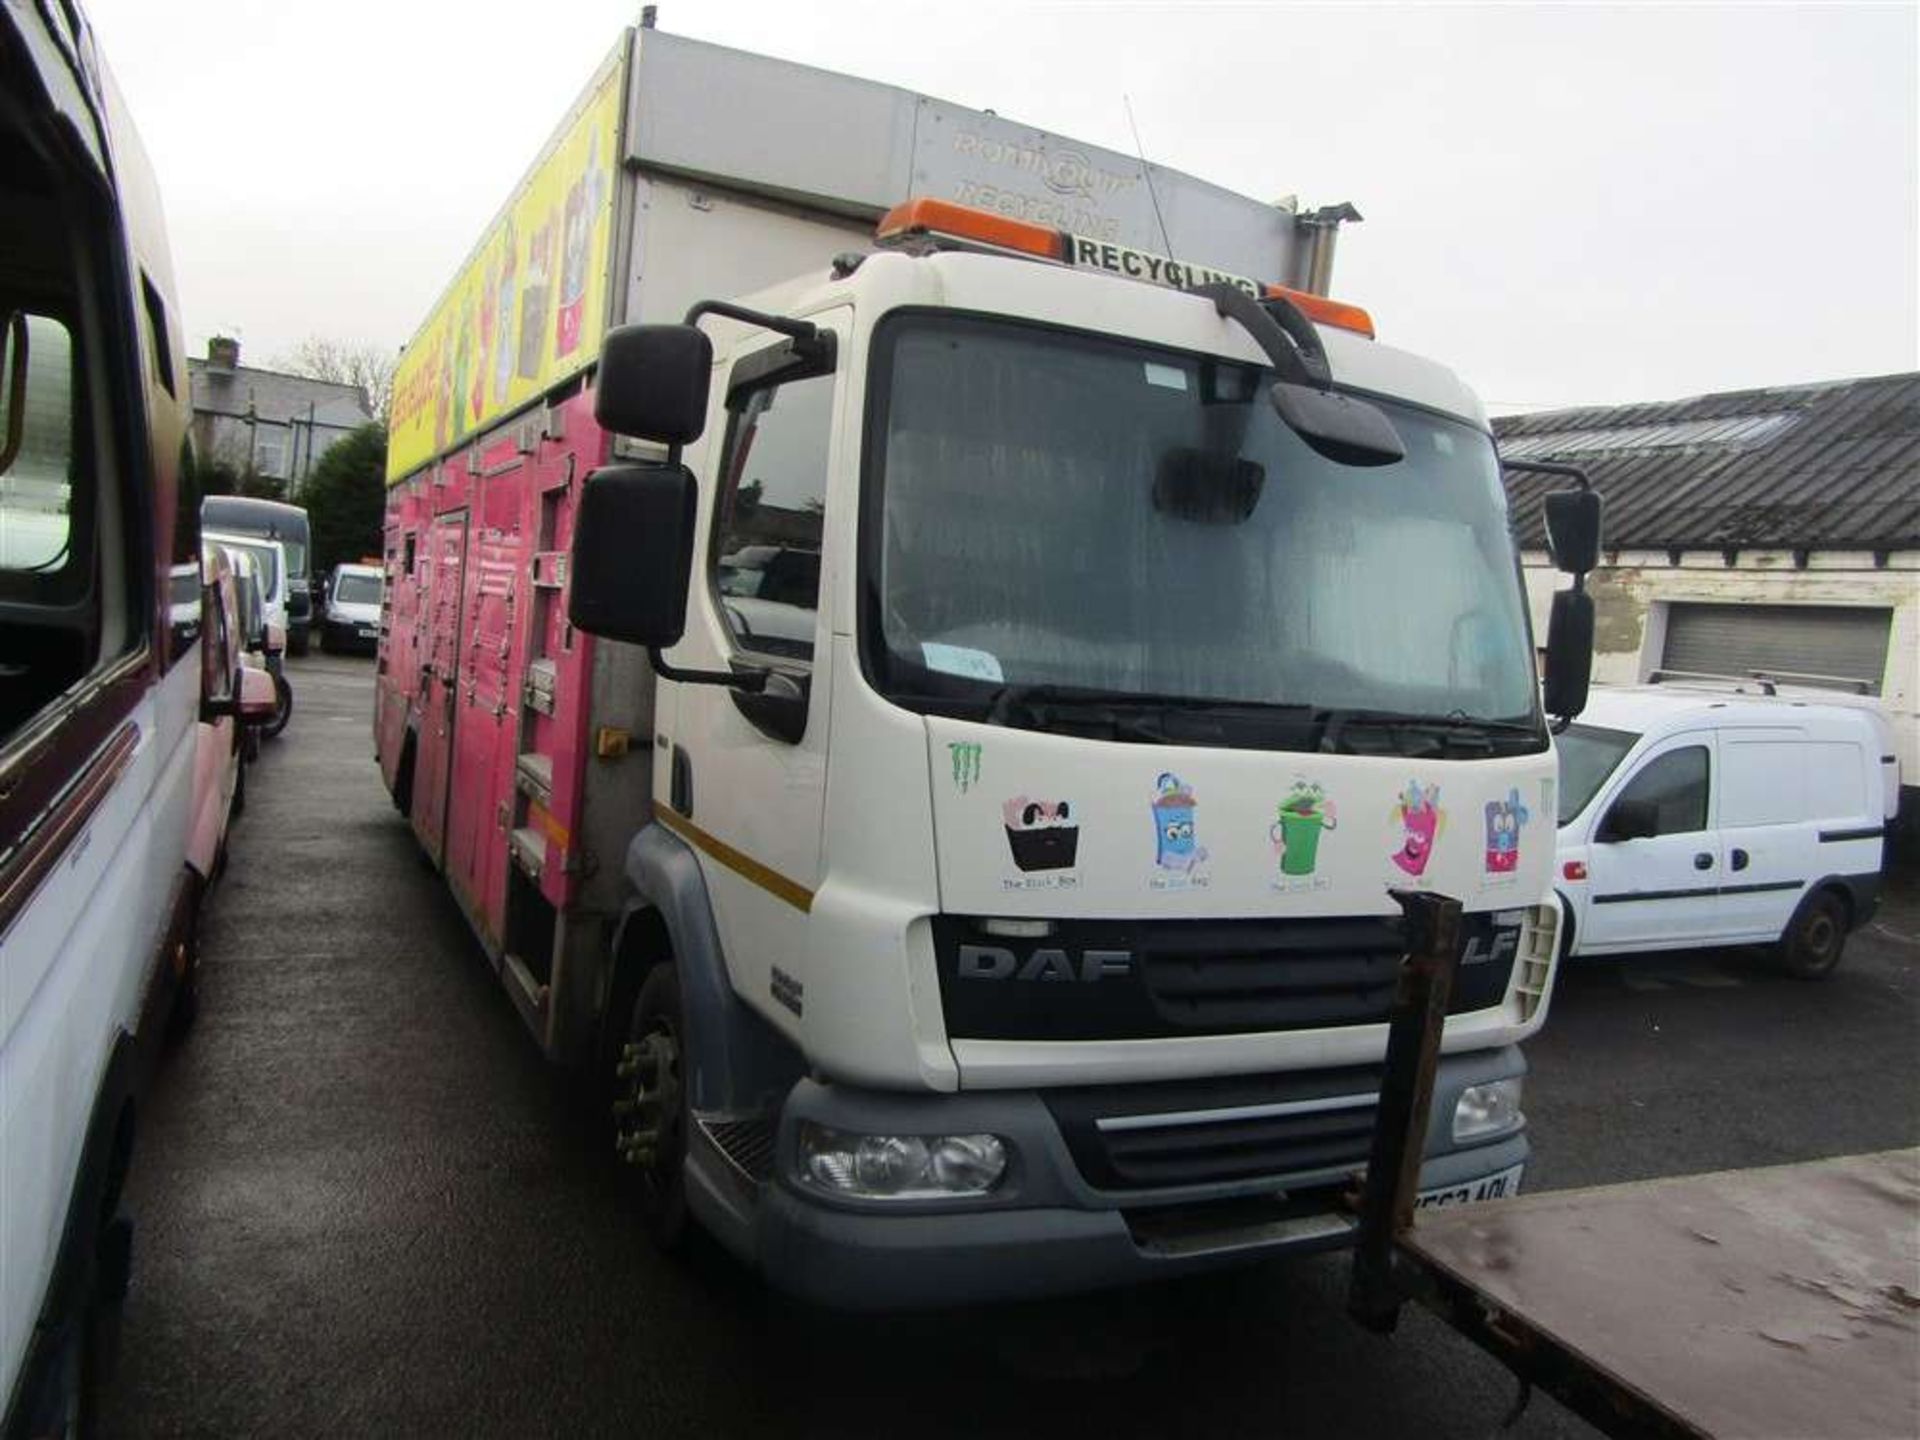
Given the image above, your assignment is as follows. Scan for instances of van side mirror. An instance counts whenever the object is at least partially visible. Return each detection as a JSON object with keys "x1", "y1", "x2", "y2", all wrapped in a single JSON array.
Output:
[
  {"x1": 1544, "y1": 488, "x2": 1604, "y2": 575},
  {"x1": 595, "y1": 324, "x2": 712, "y2": 444},
  {"x1": 1599, "y1": 795, "x2": 1658, "y2": 843},
  {"x1": 1543, "y1": 588, "x2": 1594, "y2": 722},
  {"x1": 568, "y1": 463, "x2": 697, "y2": 648}
]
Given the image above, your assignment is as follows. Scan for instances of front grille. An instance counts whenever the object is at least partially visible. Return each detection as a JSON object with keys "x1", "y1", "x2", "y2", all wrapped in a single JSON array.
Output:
[
  {"x1": 1139, "y1": 919, "x2": 1401, "y2": 1031},
  {"x1": 1047, "y1": 1066, "x2": 1381, "y2": 1192},
  {"x1": 934, "y1": 912, "x2": 1521, "y2": 1042},
  {"x1": 700, "y1": 1117, "x2": 775, "y2": 1183}
]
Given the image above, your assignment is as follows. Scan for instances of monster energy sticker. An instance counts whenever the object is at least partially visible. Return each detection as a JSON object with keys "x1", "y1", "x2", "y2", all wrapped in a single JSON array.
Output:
[
  {"x1": 1000, "y1": 796, "x2": 1080, "y2": 890},
  {"x1": 949, "y1": 742, "x2": 982, "y2": 794},
  {"x1": 1149, "y1": 772, "x2": 1209, "y2": 890},
  {"x1": 1390, "y1": 780, "x2": 1444, "y2": 882},
  {"x1": 1270, "y1": 779, "x2": 1337, "y2": 892}
]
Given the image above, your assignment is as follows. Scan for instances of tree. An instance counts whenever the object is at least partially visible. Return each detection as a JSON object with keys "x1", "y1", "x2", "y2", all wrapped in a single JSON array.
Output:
[
  {"x1": 273, "y1": 337, "x2": 397, "y2": 422},
  {"x1": 303, "y1": 422, "x2": 388, "y2": 574}
]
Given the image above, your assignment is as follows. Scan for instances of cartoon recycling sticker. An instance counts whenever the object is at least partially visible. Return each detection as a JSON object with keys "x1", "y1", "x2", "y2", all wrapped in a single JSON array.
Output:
[
  {"x1": 1150, "y1": 772, "x2": 1209, "y2": 889},
  {"x1": 1272, "y1": 780, "x2": 1337, "y2": 880},
  {"x1": 1390, "y1": 780, "x2": 1444, "y2": 878},
  {"x1": 1003, "y1": 796, "x2": 1078, "y2": 873},
  {"x1": 1483, "y1": 787, "x2": 1530, "y2": 875}
]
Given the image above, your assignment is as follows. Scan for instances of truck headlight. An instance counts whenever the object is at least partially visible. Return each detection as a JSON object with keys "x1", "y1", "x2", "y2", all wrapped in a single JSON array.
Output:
[
  {"x1": 796, "y1": 1123, "x2": 1008, "y2": 1199},
  {"x1": 1453, "y1": 1079, "x2": 1523, "y2": 1143}
]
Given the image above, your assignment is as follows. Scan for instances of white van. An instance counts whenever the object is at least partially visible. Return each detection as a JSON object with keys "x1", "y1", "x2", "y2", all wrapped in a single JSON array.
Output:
[
  {"x1": 1555, "y1": 685, "x2": 1898, "y2": 977},
  {"x1": 202, "y1": 528, "x2": 288, "y2": 643},
  {"x1": 320, "y1": 562, "x2": 383, "y2": 654}
]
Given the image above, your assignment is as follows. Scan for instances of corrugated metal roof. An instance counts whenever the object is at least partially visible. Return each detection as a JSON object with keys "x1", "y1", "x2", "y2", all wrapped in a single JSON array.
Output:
[{"x1": 1494, "y1": 373, "x2": 1920, "y2": 550}]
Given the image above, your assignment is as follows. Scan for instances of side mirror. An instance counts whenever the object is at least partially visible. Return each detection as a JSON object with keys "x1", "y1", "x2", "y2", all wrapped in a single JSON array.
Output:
[
  {"x1": 568, "y1": 463, "x2": 697, "y2": 647},
  {"x1": 238, "y1": 665, "x2": 278, "y2": 723},
  {"x1": 1544, "y1": 489, "x2": 1604, "y2": 575},
  {"x1": 1543, "y1": 587, "x2": 1594, "y2": 721},
  {"x1": 1599, "y1": 795, "x2": 1659, "y2": 843},
  {"x1": 595, "y1": 324, "x2": 713, "y2": 444}
]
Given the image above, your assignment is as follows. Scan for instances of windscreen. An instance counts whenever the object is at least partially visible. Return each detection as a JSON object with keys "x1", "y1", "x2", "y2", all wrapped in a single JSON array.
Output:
[
  {"x1": 1555, "y1": 723, "x2": 1639, "y2": 825},
  {"x1": 336, "y1": 573, "x2": 381, "y2": 605},
  {"x1": 866, "y1": 316, "x2": 1540, "y2": 748},
  {"x1": 217, "y1": 538, "x2": 279, "y2": 593}
]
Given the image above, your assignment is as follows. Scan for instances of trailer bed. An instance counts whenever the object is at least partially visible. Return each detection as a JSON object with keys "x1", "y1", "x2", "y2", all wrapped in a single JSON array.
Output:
[{"x1": 1402, "y1": 1148, "x2": 1920, "y2": 1440}]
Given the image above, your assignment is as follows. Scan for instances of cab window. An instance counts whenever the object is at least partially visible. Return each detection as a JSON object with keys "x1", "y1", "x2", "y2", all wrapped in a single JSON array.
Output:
[
  {"x1": 709, "y1": 341, "x2": 834, "y2": 665},
  {"x1": 1608, "y1": 744, "x2": 1710, "y2": 836}
]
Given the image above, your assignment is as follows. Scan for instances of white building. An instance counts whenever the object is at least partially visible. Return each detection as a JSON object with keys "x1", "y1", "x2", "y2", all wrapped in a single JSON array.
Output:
[{"x1": 187, "y1": 337, "x2": 372, "y2": 493}]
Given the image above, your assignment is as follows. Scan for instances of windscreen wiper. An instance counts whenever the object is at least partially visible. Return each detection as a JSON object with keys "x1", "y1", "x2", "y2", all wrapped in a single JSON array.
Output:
[
  {"x1": 1315, "y1": 708, "x2": 1543, "y2": 756},
  {"x1": 985, "y1": 683, "x2": 1319, "y2": 748}
]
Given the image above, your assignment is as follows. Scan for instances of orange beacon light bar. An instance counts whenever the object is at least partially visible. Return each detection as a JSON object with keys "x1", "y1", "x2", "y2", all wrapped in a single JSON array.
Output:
[{"x1": 874, "y1": 198, "x2": 1375, "y2": 339}]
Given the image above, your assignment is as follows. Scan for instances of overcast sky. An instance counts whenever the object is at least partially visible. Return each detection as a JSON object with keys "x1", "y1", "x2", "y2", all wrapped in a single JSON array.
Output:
[{"x1": 87, "y1": 0, "x2": 1917, "y2": 413}]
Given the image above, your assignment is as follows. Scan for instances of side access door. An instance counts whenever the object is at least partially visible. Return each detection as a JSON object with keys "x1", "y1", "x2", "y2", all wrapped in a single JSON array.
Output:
[
  {"x1": 1714, "y1": 727, "x2": 1830, "y2": 944},
  {"x1": 444, "y1": 468, "x2": 526, "y2": 944},
  {"x1": 1580, "y1": 736, "x2": 1725, "y2": 952},
  {"x1": 412, "y1": 511, "x2": 469, "y2": 867}
]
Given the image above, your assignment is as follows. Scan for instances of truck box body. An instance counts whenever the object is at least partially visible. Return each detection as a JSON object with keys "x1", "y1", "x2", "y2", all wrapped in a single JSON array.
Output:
[{"x1": 377, "y1": 26, "x2": 1561, "y2": 1304}]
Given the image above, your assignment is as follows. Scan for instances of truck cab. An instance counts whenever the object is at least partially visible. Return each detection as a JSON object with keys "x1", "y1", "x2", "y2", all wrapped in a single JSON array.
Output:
[
  {"x1": 564, "y1": 206, "x2": 1574, "y2": 1304},
  {"x1": 375, "y1": 27, "x2": 1601, "y2": 1309}
]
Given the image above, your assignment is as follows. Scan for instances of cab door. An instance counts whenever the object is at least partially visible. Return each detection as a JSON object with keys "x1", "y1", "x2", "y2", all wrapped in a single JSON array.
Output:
[
  {"x1": 1580, "y1": 736, "x2": 1724, "y2": 952},
  {"x1": 656, "y1": 311, "x2": 847, "y2": 1028}
]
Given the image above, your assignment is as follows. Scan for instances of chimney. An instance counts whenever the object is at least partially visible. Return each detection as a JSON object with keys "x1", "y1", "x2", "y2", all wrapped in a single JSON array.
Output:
[{"x1": 207, "y1": 336, "x2": 239, "y2": 372}]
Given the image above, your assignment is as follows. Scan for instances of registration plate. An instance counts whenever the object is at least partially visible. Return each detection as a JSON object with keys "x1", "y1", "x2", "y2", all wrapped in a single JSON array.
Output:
[
  {"x1": 1415, "y1": 1163, "x2": 1524, "y2": 1210},
  {"x1": 357, "y1": 627, "x2": 378, "y2": 639}
]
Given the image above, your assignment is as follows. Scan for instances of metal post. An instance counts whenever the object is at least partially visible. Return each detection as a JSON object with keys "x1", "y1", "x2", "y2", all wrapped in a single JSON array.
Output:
[{"x1": 1349, "y1": 887, "x2": 1462, "y2": 1332}]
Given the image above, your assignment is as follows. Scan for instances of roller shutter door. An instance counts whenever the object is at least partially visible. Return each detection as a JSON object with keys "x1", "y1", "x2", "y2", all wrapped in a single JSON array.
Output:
[{"x1": 1662, "y1": 603, "x2": 1891, "y2": 694}]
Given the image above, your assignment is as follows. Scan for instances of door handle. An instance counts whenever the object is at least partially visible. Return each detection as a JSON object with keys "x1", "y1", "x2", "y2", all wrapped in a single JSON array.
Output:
[
  {"x1": 1730, "y1": 848, "x2": 1750, "y2": 871},
  {"x1": 1693, "y1": 852, "x2": 1714, "y2": 870}
]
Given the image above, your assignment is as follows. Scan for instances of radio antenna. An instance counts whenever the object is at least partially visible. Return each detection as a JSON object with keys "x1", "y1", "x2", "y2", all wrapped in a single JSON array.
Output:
[{"x1": 1123, "y1": 95, "x2": 1178, "y2": 262}]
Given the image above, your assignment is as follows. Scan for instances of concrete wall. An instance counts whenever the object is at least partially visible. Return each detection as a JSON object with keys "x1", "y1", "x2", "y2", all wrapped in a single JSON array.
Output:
[{"x1": 1523, "y1": 548, "x2": 1920, "y2": 825}]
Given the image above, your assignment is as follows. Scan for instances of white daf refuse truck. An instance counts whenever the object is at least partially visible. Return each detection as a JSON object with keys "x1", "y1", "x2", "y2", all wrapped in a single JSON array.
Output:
[{"x1": 380, "y1": 21, "x2": 1602, "y2": 1306}]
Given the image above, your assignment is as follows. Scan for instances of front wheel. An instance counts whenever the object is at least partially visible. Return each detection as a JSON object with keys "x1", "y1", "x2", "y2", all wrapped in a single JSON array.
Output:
[
  {"x1": 263, "y1": 675, "x2": 292, "y2": 739},
  {"x1": 614, "y1": 964, "x2": 690, "y2": 1248},
  {"x1": 1773, "y1": 890, "x2": 1848, "y2": 980}
]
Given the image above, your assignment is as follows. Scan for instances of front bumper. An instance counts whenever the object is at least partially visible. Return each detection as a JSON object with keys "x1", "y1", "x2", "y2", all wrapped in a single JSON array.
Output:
[{"x1": 706, "y1": 1046, "x2": 1528, "y2": 1309}]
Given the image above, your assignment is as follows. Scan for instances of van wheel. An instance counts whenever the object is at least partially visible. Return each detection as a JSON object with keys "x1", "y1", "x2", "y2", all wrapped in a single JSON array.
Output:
[
  {"x1": 1774, "y1": 890, "x2": 1848, "y2": 980},
  {"x1": 264, "y1": 675, "x2": 292, "y2": 739},
  {"x1": 615, "y1": 964, "x2": 689, "y2": 1248}
]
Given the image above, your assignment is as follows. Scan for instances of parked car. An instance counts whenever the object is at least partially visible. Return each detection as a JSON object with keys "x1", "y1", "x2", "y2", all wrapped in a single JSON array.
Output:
[
  {"x1": 221, "y1": 543, "x2": 291, "y2": 738},
  {"x1": 186, "y1": 547, "x2": 279, "y2": 917},
  {"x1": 321, "y1": 562, "x2": 384, "y2": 654},
  {"x1": 1554, "y1": 684, "x2": 1899, "y2": 977},
  {"x1": 203, "y1": 529, "x2": 289, "y2": 645}
]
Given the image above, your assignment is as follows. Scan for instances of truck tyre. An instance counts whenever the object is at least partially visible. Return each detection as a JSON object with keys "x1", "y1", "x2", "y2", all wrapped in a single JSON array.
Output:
[
  {"x1": 615, "y1": 963, "x2": 690, "y2": 1248},
  {"x1": 1773, "y1": 889, "x2": 1848, "y2": 981}
]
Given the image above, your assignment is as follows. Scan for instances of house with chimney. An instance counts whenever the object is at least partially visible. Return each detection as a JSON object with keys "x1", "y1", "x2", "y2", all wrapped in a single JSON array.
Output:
[{"x1": 187, "y1": 336, "x2": 373, "y2": 494}]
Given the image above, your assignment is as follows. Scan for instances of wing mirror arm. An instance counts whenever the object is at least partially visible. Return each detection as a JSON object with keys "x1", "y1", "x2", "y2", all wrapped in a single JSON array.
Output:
[
  {"x1": 1190, "y1": 283, "x2": 1404, "y2": 468},
  {"x1": 647, "y1": 647, "x2": 768, "y2": 693}
]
